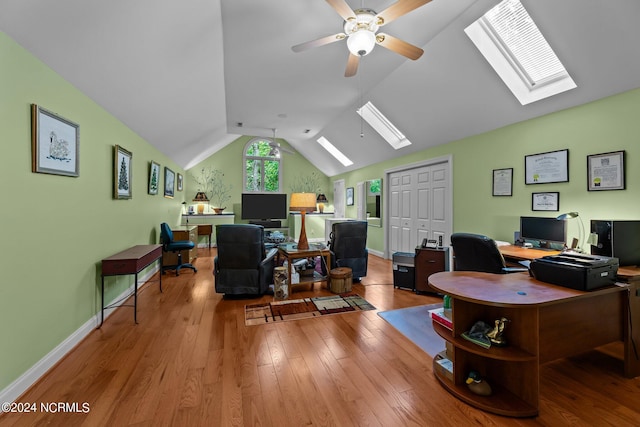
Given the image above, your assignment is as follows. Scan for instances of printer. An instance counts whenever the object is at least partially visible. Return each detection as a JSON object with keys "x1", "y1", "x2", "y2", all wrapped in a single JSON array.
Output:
[{"x1": 529, "y1": 253, "x2": 619, "y2": 291}]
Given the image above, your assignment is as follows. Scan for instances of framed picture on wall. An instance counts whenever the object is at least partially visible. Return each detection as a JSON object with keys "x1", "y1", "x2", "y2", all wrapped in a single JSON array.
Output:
[
  {"x1": 492, "y1": 168, "x2": 513, "y2": 196},
  {"x1": 148, "y1": 161, "x2": 160, "y2": 195},
  {"x1": 31, "y1": 104, "x2": 80, "y2": 177},
  {"x1": 525, "y1": 149, "x2": 569, "y2": 184},
  {"x1": 164, "y1": 167, "x2": 175, "y2": 198},
  {"x1": 531, "y1": 192, "x2": 559, "y2": 211},
  {"x1": 346, "y1": 187, "x2": 354, "y2": 206},
  {"x1": 114, "y1": 145, "x2": 132, "y2": 199},
  {"x1": 587, "y1": 150, "x2": 625, "y2": 191},
  {"x1": 177, "y1": 173, "x2": 183, "y2": 191}
]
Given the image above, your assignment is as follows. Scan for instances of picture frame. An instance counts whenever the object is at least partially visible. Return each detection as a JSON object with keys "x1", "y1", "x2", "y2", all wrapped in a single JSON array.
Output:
[
  {"x1": 114, "y1": 145, "x2": 133, "y2": 199},
  {"x1": 525, "y1": 149, "x2": 569, "y2": 184},
  {"x1": 177, "y1": 173, "x2": 183, "y2": 191},
  {"x1": 148, "y1": 161, "x2": 160, "y2": 195},
  {"x1": 531, "y1": 192, "x2": 559, "y2": 211},
  {"x1": 164, "y1": 167, "x2": 175, "y2": 198},
  {"x1": 31, "y1": 104, "x2": 80, "y2": 177},
  {"x1": 492, "y1": 168, "x2": 513, "y2": 196},
  {"x1": 587, "y1": 150, "x2": 625, "y2": 191},
  {"x1": 346, "y1": 187, "x2": 354, "y2": 206}
]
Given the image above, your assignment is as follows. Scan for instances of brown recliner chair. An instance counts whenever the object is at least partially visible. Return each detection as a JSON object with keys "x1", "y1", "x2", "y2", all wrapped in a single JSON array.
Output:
[{"x1": 214, "y1": 224, "x2": 277, "y2": 296}]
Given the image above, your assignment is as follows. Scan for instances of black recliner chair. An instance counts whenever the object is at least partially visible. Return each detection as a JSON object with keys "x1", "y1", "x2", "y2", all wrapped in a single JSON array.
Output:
[
  {"x1": 214, "y1": 224, "x2": 277, "y2": 296},
  {"x1": 324, "y1": 220, "x2": 368, "y2": 280},
  {"x1": 450, "y1": 232, "x2": 527, "y2": 273},
  {"x1": 160, "y1": 222, "x2": 198, "y2": 276}
]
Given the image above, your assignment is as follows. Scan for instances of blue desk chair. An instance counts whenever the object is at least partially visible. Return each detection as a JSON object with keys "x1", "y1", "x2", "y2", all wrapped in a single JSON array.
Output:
[{"x1": 160, "y1": 223, "x2": 197, "y2": 276}]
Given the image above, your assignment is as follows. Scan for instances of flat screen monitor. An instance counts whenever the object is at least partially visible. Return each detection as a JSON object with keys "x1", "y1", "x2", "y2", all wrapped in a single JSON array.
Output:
[
  {"x1": 520, "y1": 216, "x2": 567, "y2": 249},
  {"x1": 241, "y1": 193, "x2": 288, "y2": 220}
]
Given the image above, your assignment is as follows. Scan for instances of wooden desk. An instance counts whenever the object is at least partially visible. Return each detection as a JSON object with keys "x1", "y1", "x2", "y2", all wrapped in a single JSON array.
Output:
[
  {"x1": 499, "y1": 244, "x2": 561, "y2": 262},
  {"x1": 100, "y1": 244, "x2": 162, "y2": 327},
  {"x1": 197, "y1": 224, "x2": 213, "y2": 248},
  {"x1": 428, "y1": 271, "x2": 638, "y2": 417}
]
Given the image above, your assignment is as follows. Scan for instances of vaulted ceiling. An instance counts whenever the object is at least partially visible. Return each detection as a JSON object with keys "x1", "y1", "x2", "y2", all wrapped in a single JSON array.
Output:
[{"x1": 2, "y1": 0, "x2": 639, "y2": 176}]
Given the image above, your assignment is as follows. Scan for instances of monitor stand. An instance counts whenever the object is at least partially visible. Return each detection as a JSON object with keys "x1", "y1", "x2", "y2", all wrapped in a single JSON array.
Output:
[{"x1": 250, "y1": 220, "x2": 281, "y2": 228}]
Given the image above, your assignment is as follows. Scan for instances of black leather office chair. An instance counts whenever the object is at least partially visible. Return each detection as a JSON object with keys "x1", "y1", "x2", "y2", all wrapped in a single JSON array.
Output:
[
  {"x1": 451, "y1": 232, "x2": 527, "y2": 273},
  {"x1": 324, "y1": 220, "x2": 369, "y2": 280},
  {"x1": 160, "y1": 223, "x2": 197, "y2": 276},
  {"x1": 214, "y1": 224, "x2": 277, "y2": 296}
]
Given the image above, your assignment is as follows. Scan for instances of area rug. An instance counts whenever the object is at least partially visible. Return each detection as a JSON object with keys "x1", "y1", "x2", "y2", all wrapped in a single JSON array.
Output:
[
  {"x1": 245, "y1": 293, "x2": 376, "y2": 326},
  {"x1": 377, "y1": 303, "x2": 445, "y2": 357}
]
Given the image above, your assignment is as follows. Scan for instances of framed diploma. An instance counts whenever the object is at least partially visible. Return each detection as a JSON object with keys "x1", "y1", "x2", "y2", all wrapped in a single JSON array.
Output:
[
  {"x1": 492, "y1": 168, "x2": 513, "y2": 196},
  {"x1": 587, "y1": 150, "x2": 625, "y2": 191},
  {"x1": 531, "y1": 192, "x2": 559, "y2": 211},
  {"x1": 525, "y1": 149, "x2": 569, "y2": 184}
]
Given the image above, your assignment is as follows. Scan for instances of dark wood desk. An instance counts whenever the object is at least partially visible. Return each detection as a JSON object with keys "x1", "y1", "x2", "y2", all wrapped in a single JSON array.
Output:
[
  {"x1": 100, "y1": 244, "x2": 162, "y2": 327},
  {"x1": 428, "y1": 271, "x2": 639, "y2": 417}
]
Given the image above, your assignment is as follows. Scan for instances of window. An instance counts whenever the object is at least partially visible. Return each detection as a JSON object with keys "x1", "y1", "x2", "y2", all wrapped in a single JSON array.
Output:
[
  {"x1": 465, "y1": 0, "x2": 576, "y2": 105},
  {"x1": 357, "y1": 101, "x2": 411, "y2": 149},
  {"x1": 244, "y1": 137, "x2": 282, "y2": 192}
]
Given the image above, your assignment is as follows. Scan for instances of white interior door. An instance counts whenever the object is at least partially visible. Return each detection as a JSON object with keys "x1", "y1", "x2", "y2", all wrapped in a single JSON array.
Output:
[{"x1": 333, "y1": 179, "x2": 345, "y2": 218}]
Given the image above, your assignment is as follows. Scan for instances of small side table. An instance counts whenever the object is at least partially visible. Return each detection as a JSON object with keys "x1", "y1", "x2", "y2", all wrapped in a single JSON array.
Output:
[{"x1": 197, "y1": 224, "x2": 213, "y2": 248}]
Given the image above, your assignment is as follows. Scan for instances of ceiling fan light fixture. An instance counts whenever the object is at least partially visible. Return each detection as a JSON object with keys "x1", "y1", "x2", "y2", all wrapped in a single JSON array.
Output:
[{"x1": 347, "y1": 30, "x2": 376, "y2": 56}]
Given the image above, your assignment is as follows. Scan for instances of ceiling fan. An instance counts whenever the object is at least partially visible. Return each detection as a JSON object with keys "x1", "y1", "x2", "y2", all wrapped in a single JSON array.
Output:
[
  {"x1": 268, "y1": 128, "x2": 295, "y2": 156},
  {"x1": 292, "y1": 0, "x2": 432, "y2": 77}
]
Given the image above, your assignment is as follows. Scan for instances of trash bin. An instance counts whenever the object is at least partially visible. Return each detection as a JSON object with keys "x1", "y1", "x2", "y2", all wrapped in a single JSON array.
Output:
[{"x1": 393, "y1": 252, "x2": 415, "y2": 290}]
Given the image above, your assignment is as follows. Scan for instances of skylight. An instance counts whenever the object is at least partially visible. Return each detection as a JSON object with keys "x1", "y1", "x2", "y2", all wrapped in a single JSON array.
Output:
[
  {"x1": 357, "y1": 101, "x2": 411, "y2": 149},
  {"x1": 465, "y1": 0, "x2": 576, "y2": 105},
  {"x1": 317, "y1": 136, "x2": 354, "y2": 167}
]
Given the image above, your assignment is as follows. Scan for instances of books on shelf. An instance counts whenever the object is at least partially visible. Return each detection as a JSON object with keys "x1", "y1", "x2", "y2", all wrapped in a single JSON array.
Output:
[
  {"x1": 461, "y1": 331, "x2": 491, "y2": 349},
  {"x1": 434, "y1": 350, "x2": 454, "y2": 381},
  {"x1": 429, "y1": 307, "x2": 453, "y2": 330}
]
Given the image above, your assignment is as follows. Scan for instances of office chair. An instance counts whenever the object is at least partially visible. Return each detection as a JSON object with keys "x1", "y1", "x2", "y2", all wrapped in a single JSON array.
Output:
[
  {"x1": 160, "y1": 223, "x2": 197, "y2": 276},
  {"x1": 451, "y1": 232, "x2": 527, "y2": 274},
  {"x1": 214, "y1": 224, "x2": 277, "y2": 296}
]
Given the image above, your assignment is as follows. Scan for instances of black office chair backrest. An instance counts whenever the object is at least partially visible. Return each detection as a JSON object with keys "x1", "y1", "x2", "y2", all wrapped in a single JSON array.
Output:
[
  {"x1": 329, "y1": 221, "x2": 368, "y2": 259},
  {"x1": 450, "y1": 232, "x2": 507, "y2": 274},
  {"x1": 215, "y1": 224, "x2": 265, "y2": 269}
]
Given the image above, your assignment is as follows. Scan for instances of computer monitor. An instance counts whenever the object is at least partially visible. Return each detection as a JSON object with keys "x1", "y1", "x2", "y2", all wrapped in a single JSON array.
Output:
[
  {"x1": 241, "y1": 193, "x2": 288, "y2": 221},
  {"x1": 520, "y1": 216, "x2": 567, "y2": 249}
]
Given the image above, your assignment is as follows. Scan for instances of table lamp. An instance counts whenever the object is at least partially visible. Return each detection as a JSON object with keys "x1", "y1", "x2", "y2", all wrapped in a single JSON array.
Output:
[
  {"x1": 316, "y1": 193, "x2": 328, "y2": 214},
  {"x1": 192, "y1": 191, "x2": 209, "y2": 214},
  {"x1": 290, "y1": 192, "x2": 316, "y2": 250}
]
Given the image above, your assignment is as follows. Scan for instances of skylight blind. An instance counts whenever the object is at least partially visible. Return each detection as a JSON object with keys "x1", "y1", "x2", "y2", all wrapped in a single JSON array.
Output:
[{"x1": 484, "y1": 0, "x2": 567, "y2": 86}]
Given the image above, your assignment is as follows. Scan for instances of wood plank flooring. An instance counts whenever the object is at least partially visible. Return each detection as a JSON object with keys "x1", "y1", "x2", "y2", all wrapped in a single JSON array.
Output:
[{"x1": 1, "y1": 249, "x2": 639, "y2": 426}]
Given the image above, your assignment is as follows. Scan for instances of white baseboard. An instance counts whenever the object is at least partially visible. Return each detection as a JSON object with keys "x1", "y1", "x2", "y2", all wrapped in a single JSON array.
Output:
[
  {"x1": 0, "y1": 266, "x2": 159, "y2": 409},
  {"x1": 368, "y1": 248, "x2": 384, "y2": 258}
]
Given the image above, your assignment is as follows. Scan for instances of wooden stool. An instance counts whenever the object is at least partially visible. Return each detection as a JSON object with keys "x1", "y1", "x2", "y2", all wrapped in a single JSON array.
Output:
[{"x1": 330, "y1": 267, "x2": 352, "y2": 294}]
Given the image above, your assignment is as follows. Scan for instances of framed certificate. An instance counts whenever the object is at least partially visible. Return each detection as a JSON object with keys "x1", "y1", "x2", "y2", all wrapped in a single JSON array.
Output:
[
  {"x1": 492, "y1": 168, "x2": 513, "y2": 196},
  {"x1": 525, "y1": 149, "x2": 569, "y2": 184},
  {"x1": 531, "y1": 192, "x2": 559, "y2": 211},
  {"x1": 587, "y1": 150, "x2": 625, "y2": 191}
]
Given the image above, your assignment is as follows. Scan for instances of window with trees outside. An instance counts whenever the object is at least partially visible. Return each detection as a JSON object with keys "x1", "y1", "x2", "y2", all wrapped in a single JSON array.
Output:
[{"x1": 244, "y1": 137, "x2": 282, "y2": 192}]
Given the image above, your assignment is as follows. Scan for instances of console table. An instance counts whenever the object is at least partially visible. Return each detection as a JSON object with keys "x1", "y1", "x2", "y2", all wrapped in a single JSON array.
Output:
[
  {"x1": 99, "y1": 244, "x2": 162, "y2": 328},
  {"x1": 428, "y1": 271, "x2": 639, "y2": 417}
]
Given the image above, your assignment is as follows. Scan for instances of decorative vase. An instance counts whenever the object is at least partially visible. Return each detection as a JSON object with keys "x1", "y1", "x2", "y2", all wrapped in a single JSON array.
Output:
[{"x1": 213, "y1": 207, "x2": 225, "y2": 214}]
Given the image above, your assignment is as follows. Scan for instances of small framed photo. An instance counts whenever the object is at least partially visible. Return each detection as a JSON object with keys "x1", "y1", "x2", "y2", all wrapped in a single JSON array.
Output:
[
  {"x1": 114, "y1": 145, "x2": 132, "y2": 199},
  {"x1": 346, "y1": 187, "x2": 354, "y2": 206},
  {"x1": 531, "y1": 192, "x2": 559, "y2": 211},
  {"x1": 587, "y1": 150, "x2": 625, "y2": 191},
  {"x1": 164, "y1": 167, "x2": 175, "y2": 198},
  {"x1": 492, "y1": 168, "x2": 513, "y2": 196},
  {"x1": 177, "y1": 173, "x2": 183, "y2": 191},
  {"x1": 31, "y1": 104, "x2": 79, "y2": 177},
  {"x1": 525, "y1": 149, "x2": 569, "y2": 184},
  {"x1": 148, "y1": 161, "x2": 160, "y2": 195}
]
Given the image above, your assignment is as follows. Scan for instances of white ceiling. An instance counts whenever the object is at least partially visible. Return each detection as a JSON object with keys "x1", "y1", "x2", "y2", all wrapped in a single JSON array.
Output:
[{"x1": 2, "y1": 0, "x2": 639, "y2": 176}]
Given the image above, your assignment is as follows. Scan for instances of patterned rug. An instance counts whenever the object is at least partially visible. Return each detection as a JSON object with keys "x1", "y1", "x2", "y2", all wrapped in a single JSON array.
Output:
[{"x1": 245, "y1": 293, "x2": 376, "y2": 325}]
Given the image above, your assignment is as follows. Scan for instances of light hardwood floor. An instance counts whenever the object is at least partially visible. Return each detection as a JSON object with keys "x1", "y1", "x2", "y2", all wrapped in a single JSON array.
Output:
[{"x1": 2, "y1": 249, "x2": 639, "y2": 426}]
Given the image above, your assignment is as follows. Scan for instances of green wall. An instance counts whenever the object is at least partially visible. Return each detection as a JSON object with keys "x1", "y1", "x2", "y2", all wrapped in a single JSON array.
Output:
[
  {"x1": 0, "y1": 32, "x2": 188, "y2": 391},
  {"x1": 334, "y1": 88, "x2": 640, "y2": 253}
]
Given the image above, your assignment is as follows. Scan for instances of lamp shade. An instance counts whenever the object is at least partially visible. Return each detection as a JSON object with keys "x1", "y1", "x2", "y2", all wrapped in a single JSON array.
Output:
[
  {"x1": 316, "y1": 193, "x2": 328, "y2": 203},
  {"x1": 289, "y1": 193, "x2": 316, "y2": 213},
  {"x1": 192, "y1": 192, "x2": 209, "y2": 202},
  {"x1": 556, "y1": 211, "x2": 578, "y2": 220},
  {"x1": 347, "y1": 29, "x2": 376, "y2": 56}
]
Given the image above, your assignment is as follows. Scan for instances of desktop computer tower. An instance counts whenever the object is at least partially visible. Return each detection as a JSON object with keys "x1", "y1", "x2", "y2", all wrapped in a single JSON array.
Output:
[{"x1": 590, "y1": 220, "x2": 640, "y2": 266}]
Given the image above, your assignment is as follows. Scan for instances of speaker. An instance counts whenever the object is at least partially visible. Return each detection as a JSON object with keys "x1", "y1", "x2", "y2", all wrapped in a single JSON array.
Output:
[{"x1": 590, "y1": 220, "x2": 640, "y2": 266}]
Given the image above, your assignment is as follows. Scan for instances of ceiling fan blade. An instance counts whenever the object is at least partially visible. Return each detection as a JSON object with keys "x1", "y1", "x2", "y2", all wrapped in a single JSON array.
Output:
[
  {"x1": 292, "y1": 33, "x2": 346, "y2": 53},
  {"x1": 376, "y1": 0, "x2": 433, "y2": 26},
  {"x1": 325, "y1": 0, "x2": 356, "y2": 21},
  {"x1": 376, "y1": 33, "x2": 424, "y2": 60},
  {"x1": 345, "y1": 53, "x2": 359, "y2": 77}
]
